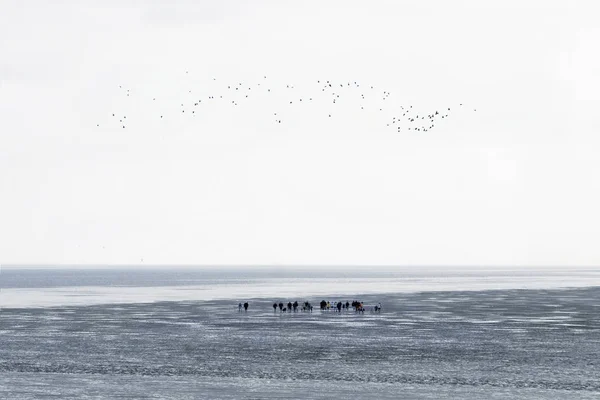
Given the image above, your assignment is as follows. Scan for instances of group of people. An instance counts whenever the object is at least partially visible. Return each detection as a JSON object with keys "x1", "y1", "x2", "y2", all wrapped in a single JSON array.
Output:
[
  {"x1": 273, "y1": 301, "x2": 313, "y2": 313},
  {"x1": 319, "y1": 300, "x2": 381, "y2": 313},
  {"x1": 267, "y1": 300, "x2": 382, "y2": 313},
  {"x1": 237, "y1": 300, "x2": 382, "y2": 313}
]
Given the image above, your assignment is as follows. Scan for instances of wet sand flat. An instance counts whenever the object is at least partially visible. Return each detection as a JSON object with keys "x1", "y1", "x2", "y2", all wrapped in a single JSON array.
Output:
[{"x1": 1, "y1": 287, "x2": 599, "y2": 399}]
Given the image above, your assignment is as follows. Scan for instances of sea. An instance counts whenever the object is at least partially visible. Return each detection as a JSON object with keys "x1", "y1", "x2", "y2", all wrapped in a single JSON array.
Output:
[{"x1": 1, "y1": 266, "x2": 599, "y2": 399}]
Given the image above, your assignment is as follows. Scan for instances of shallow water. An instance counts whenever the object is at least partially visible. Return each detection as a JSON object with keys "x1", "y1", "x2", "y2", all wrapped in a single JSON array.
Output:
[
  {"x1": 1, "y1": 286, "x2": 599, "y2": 399},
  {"x1": 2, "y1": 266, "x2": 600, "y2": 308}
]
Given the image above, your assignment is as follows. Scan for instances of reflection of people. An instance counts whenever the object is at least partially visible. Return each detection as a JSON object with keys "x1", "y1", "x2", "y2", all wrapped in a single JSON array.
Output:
[{"x1": 243, "y1": 302, "x2": 249, "y2": 312}]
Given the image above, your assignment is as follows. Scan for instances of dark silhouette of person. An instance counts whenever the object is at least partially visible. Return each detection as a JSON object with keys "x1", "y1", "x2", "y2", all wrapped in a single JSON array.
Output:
[
  {"x1": 320, "y1": 300, "x2": 327, "y2": 310},
  {"x1": 337, "y1": 302, "x2": 342, "y2": 312},
  {"x1": 279, "y1": 302, "x2": 284, "y2": 312},
  {"x1": 243, "y1": 302, "x2": 249, "y2": 312},
  {"x1": 345, "y1": 301, "x2": 350, "y2": 310},
  {"x1": 273, "y1": 303, "x2": 277, "y2": 312},
  {"x1": 293, "y1": 301, "x2": 298, "y2": 312},
  {"x1": 287, "y1": 302, "x2": 292, "y2": 312}
]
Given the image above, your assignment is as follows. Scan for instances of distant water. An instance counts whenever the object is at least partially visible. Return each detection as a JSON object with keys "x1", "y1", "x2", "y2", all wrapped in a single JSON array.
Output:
[{"x1": 1, "y1": 266, "x2": 599, "y2": 308}]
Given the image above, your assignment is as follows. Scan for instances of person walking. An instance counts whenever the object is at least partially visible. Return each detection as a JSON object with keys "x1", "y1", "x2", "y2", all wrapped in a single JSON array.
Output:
[
  {"x1": 337, "y1": 301, "x2": 342, "y2": 313},
  {"x1": 243, "y1": 302, "x2": 249, "y2": 312},
  {"x1": 279, "y1": 302, "x2": 284, "y2": 312},
  {"x1": 238, "y1": 303, "x2": 242, "y2": 312},
  {"x1": 273, "y1": 302, "x2": 277, "y2": 312}
]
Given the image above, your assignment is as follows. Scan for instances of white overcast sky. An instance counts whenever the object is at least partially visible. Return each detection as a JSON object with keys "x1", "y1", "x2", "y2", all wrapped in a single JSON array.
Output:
[{"x1": 1, "y1": 0, "x2": 599, "y2": 267}]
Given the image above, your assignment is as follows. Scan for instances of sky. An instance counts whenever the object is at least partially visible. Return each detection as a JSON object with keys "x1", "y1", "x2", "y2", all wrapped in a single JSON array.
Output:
[{"x1": 1, "y1": 0, "x2": 599, "y2": 267}]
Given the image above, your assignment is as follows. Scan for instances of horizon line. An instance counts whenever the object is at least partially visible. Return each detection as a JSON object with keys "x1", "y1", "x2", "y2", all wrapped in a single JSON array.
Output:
[{"x1": 2, "y1": 264, "x2": 596, "y2": 269}]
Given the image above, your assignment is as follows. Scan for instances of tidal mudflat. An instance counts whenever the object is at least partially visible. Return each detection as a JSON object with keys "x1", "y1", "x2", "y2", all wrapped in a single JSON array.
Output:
[{"x1": 1, "y1": 286, "x2": 599, "y2": 399}]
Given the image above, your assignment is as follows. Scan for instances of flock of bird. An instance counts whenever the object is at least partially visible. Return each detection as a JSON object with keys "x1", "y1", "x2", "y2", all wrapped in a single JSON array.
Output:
[{"x1": 99, "y1": 72, "x2": 476, "y2": 133}]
